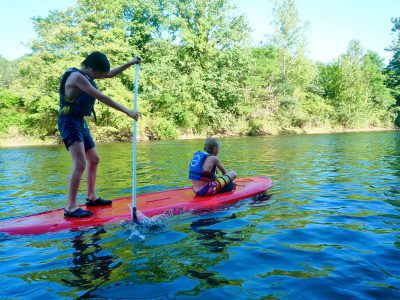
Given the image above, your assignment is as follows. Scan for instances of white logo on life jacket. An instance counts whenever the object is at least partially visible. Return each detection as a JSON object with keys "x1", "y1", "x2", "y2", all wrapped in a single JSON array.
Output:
[{"x1": 190, "y1": 154, "x2": 201, "y2": 167}]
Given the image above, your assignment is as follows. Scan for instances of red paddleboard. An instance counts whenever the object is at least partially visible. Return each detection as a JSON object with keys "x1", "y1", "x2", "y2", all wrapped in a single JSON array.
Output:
[{"x1": 0, "y1": 176, "x2": 272, "y2": 235}]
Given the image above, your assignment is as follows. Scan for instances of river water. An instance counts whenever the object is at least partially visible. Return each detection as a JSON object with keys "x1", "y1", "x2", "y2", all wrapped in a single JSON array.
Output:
[{"x1": 0, "y1": 132, "x2": 399, "y2": 299}]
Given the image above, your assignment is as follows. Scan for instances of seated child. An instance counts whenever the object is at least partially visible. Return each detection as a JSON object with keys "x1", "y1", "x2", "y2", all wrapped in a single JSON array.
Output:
[{"x1": 189, "y1": 138, "x2": 237, "y2": 196}]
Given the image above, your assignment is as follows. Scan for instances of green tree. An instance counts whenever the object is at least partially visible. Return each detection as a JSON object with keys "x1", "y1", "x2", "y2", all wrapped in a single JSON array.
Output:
[
  {"x1": 362, "y1": 50, "x2": 397, "y2": 126},
  {"x1": 259, "y1": 0, "x2": 317, "y2": 130},
  {"x1": 11, "y1": 0, "x2": 252, "y2": 140},
  {"x1": 0, "y1": 0, "x2": 397, "y2": 141},
  {"x1": 13, "y1": 0, "x2": 167, "y2": 139},
  {"x1": 0, "y1": 56, "x2": 18, "y2": 89},
  {"x1": 386, "y1": 17, "x2": 400, "y2": 126},
  {"x1": 244, "y1": 46, "x2": 281, "y2": 134},
  {"x1": 386, "y1": 17, "x2": 400, "y2": 101},
  {"x1": 335, "y1": 40, "x2": 370, "y2": 127},
  {"x1": 164, "y1": 0, "x2": 252, "y2": 134},
  {"x1": 270, "y1": 0, "x2": 307, "y2": 82},
  {"x1": 319, "y1": 40, "x2": 395, "y2": 128}
]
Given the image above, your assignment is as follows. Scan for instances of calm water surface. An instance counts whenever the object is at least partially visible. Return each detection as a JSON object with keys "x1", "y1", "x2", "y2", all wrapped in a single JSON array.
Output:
[{"x1": 0, "y1": 132, "x2": 399, "y2": 299}]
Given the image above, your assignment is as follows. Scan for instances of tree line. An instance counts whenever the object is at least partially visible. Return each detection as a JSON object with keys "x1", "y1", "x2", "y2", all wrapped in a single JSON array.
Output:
[{"x1": 0, "y1": 0, "x2": 399, "y2": 142}]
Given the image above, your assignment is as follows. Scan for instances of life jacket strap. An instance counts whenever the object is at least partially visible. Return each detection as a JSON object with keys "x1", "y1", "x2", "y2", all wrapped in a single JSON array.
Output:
[
  {"x1": 189, "y1": 171, "x2": 215, "y2": 179},
  {"x1": 92, "y1": 108, "x2": 97, "y2": 122}
]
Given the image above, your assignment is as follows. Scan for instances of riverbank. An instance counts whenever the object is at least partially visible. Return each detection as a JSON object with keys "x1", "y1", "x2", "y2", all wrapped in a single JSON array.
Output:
[{"x1": 0, "y1": 126, "x2": 396, "y2": 148}]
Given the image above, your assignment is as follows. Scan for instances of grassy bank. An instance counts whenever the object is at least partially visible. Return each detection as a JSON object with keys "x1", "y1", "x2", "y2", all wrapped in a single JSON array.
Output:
[{"x1": 0, "y1": 126, "x2": 396, "y2": 148}]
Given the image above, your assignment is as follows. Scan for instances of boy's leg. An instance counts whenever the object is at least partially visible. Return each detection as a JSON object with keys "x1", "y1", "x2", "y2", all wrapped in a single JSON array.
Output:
[
  {"x1": 214, "y1": 171, "x2": 238, "y2": 194},
  {"x1": 85, "y1": 147, "x2": 99, "y2": 201},
  {"x1": 221, "y1": 171, "x2": 237, "y2": 193},
  {"x1": 67, "y1": 141, "x2": 87, "y2": 212},
  {"x1": 219, "y1": 181, "x2": 235, "y2": 193}
]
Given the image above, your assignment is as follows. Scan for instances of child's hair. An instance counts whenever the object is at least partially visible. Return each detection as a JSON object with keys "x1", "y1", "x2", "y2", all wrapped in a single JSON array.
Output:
[
  {"x1": 204, "y1": 137, "x2": 220, "y2": 153},
  {"x1": 81, "y1": 51, "x2": 110, "y2": 73}
]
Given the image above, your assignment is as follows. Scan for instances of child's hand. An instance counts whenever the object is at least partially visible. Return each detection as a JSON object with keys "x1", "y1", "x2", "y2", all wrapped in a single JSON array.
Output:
[
  {"x1": 127, "y1": 110, "x2": 139, "y2": 120},
  {"x1": 130, "y1": 56, "x2": 141, "y2": 65}
]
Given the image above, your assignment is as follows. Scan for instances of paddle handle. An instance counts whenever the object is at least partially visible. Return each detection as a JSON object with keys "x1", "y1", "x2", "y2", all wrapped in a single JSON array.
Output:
[{"x1": 132, "y1": 64, "x2": 139, "y2": 210}]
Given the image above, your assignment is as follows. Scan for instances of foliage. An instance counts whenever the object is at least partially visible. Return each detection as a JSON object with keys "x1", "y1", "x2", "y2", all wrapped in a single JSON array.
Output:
[
  {"x1": 0, "y1": 89, "x2": 24, "y2": 136},
  {"x1": 0, "y1": 0, "x2": 398, "y2": 142},
  {"x1": 318, "y1": 41, "x2": 396, "y2": 128},
  {"x1": 0, "y1": 56, "x2": 18, "y2": 89},
  {"x1": 386, "y1": 17, "x2": 400, "y2": 126}
]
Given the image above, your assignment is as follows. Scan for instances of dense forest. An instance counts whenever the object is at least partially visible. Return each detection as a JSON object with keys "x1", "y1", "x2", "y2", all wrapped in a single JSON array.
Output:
[{"x1": 0, "y1": 0, "x2": 399, "y2": 142}]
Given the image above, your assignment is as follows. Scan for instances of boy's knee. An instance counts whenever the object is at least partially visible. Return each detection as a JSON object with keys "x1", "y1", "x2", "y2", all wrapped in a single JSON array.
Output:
[
  {"x1": 228, "y1": 171, "x2": 237, "y2": 180},
  {"x1": 74, "y1": 159, "x2": 86, "y2": 172},
  {"x1": 90, "y1": 155, "x2": 100, "y2": 166}
]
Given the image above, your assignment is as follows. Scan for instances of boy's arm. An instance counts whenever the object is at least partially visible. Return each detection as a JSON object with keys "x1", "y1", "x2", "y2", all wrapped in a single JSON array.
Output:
[
  {"x1": 74, "y1": 73, "x2": 137, "y2": 119},
  {"x1": 102, "y1": 56, "x2": 141, "y2": 78},
  {"x1": 215, "y1": 157, "x2": 228, "y2": 175}
]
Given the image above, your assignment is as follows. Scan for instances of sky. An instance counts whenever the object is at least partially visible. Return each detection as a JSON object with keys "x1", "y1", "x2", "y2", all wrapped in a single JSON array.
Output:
[
  {"x1": 0, "y1": 0, "x2": 399, "y2": 63},
  {"x1": 235, "y1": 0, "x2": 400, "y2": 63}
]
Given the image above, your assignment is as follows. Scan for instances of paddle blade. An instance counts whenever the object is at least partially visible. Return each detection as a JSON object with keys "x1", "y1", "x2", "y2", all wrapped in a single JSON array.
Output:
[{"x1": 132, "y1": 207, "x2": 140, "y2": 224}]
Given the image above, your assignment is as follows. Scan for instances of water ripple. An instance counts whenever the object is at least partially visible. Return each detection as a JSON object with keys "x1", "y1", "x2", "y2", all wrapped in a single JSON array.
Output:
[{"x1": 0, "y1": 132, "x2": 400, "y2": 298}]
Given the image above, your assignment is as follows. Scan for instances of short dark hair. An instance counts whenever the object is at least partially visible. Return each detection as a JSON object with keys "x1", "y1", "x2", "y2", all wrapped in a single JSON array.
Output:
[{"x1": 81, "y1": 51, "x2": 110, "y2": 73}]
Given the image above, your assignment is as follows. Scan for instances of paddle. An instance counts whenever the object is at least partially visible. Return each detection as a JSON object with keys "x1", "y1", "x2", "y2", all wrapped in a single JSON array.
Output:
[{"x1": 132, "y1": 63, "x2": 140, "y2": 224}]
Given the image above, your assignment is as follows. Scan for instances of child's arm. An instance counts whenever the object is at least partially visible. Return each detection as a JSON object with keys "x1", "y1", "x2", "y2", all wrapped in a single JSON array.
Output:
[
  {"x1": 215, "y1": 157, "x2": 228, "y2": 175},
  {"x1": 74, "y1": 73, "x2": 138, "y2": 119},
  {"x1": 102, "y1": 57, "x2": 141, "y2": 79}
]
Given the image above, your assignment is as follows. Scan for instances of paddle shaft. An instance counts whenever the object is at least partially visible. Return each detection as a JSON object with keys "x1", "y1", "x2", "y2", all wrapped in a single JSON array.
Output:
[{"x1": 132, "y1": 64, "x2": 139, "y2": 222}]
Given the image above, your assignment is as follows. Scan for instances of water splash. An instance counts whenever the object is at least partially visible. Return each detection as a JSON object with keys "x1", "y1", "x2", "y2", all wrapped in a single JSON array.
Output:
[{"x1": 122, "y1": 210, "x2": 169, "y2": 241}]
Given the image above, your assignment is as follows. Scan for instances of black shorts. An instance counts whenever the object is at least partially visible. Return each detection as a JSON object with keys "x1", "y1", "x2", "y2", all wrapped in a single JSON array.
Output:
[{"x1": 58, "y1": 115, "x2": 95, "y2": 151}]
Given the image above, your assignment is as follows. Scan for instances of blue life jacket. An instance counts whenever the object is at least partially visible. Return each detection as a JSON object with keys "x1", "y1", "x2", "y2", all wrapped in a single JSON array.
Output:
[
  {"x1": 189, "y1": 151, "x2": 217, "y2": 181},
  {"x1": 59, "y1": 68, "x2": 97, "y2": 120}
]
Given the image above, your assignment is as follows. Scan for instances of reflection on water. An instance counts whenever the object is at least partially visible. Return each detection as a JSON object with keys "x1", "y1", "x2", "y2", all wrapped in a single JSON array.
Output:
[
  {"x1": 63, "y1": 228, "x2": 122, "y2": 289},
  {"x1": 0, "y1": 131, "x2": 400, "y2": 299}
]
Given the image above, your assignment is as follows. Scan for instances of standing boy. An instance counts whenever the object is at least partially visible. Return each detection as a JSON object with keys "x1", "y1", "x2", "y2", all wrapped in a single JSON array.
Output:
[{"x1": 59, "y1": 51, "x2": 140, "y2": 218}]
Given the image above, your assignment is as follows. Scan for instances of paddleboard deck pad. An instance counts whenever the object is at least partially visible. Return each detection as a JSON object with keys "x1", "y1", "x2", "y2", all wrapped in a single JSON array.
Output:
[{"x1": 0, "y1": 176, "x2": 272, "y2": 235}]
